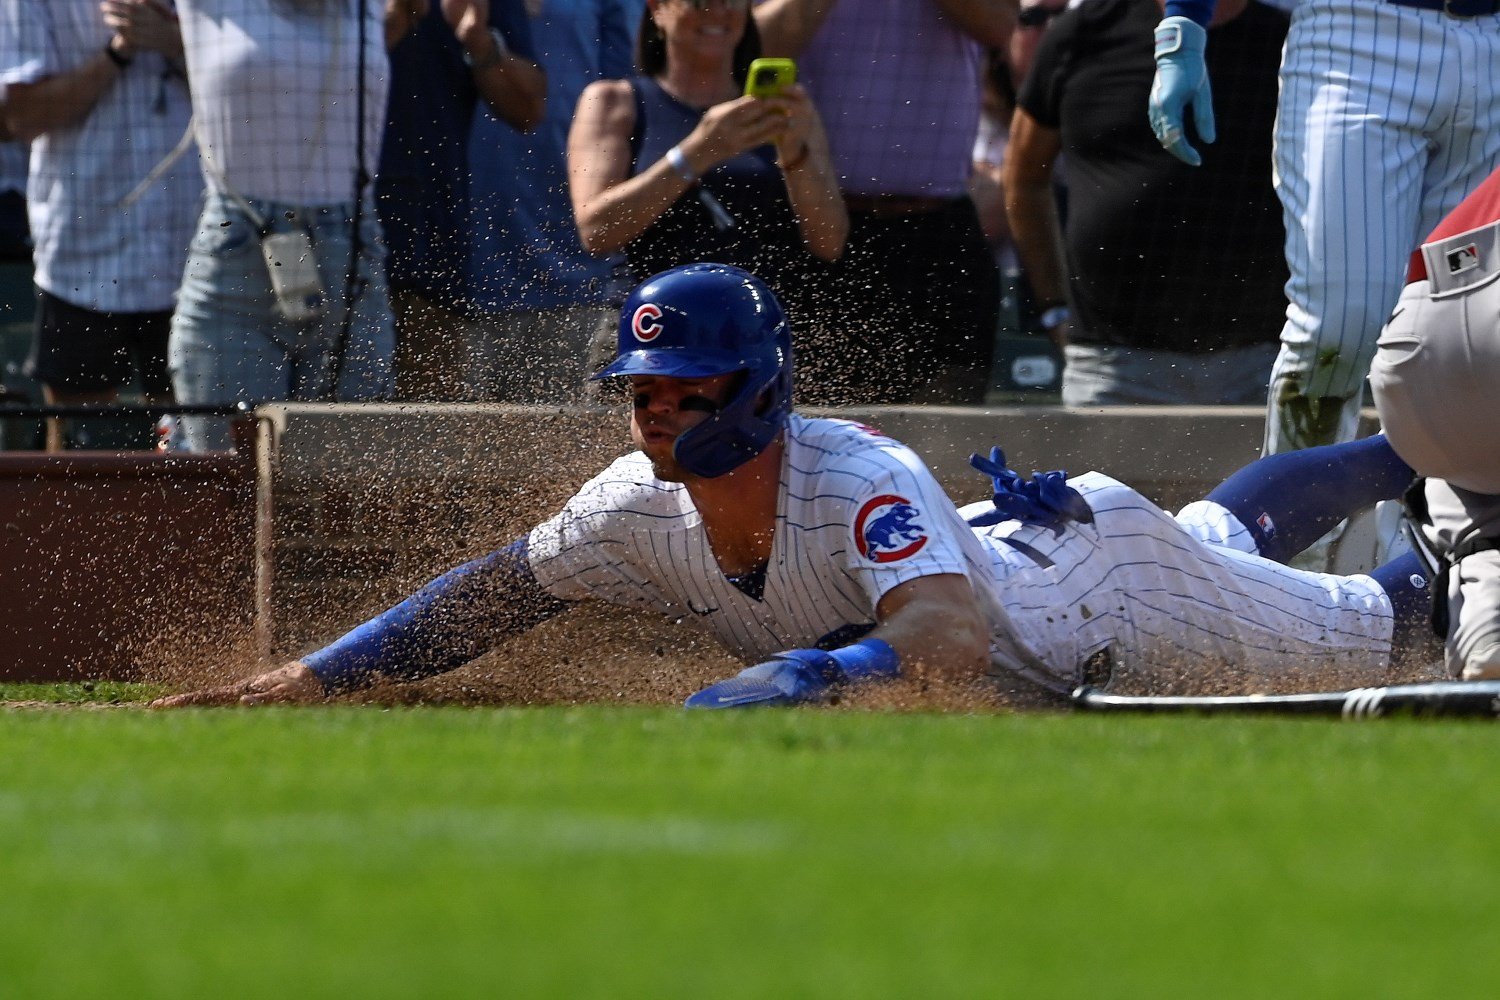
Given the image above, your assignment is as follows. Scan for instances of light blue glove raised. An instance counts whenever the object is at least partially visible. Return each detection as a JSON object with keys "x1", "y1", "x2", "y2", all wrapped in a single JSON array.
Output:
[
  {"x1": 684, "y1": 639, "x2": 900, "y2": 710},
  {"x1": 1149, "y1": 16, "x2": 1214, "y2": 166}
]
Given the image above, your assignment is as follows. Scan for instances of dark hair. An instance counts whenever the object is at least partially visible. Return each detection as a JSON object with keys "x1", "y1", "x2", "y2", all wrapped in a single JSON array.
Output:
[{"x1": 636, "y1": 3, "x2": 763, "y2": 88}]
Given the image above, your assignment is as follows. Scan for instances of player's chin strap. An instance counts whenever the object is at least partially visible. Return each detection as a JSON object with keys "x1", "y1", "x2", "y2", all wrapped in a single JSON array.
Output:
[
  {"x1": 684, "y1": 638, "x2": 900, "y2": 709},
  {"x1": 965, "y1": 446, "x2": 1094, "y2": 533}
]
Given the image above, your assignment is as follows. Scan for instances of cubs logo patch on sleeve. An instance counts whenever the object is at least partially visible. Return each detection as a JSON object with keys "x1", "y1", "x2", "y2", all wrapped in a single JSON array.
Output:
[{"x1": 854, "y1": 494, "x2": 929, "y2": 563}]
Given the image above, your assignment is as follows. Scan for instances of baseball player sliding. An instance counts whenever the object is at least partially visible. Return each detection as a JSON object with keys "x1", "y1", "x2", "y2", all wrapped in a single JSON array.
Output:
[
  {"x1": 1150, "y1": 0, "x2": 1500, "y2": 457},
  {"x1": 156, "y1": 264, "x2": 1435, "y2": 710},
  {"x1": 1370, "y1": 165, "x2": 1500, "y2": 680}
]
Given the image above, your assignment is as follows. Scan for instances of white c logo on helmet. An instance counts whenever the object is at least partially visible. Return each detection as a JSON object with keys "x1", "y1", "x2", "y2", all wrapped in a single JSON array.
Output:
[{"x1": 631, "y1": 303, "x2": 664, "y2": 342}]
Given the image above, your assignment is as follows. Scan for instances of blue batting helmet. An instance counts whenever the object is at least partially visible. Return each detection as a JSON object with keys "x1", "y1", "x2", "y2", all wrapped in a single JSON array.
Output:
[{"x1": 594, "y1": 263, "x2": 793, "y2": 478}]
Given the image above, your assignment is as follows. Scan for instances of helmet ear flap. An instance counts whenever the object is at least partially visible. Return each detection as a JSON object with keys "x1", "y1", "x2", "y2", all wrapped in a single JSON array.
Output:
[{"x1": 601, "y1": 263, "x2": 794, "y2": 477}]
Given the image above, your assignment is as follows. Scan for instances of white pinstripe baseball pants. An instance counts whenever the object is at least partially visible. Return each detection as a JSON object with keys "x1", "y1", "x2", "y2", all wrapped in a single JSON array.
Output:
[{"x1": 1265, "y1": 0, "x2": 1500, "y2": 455}]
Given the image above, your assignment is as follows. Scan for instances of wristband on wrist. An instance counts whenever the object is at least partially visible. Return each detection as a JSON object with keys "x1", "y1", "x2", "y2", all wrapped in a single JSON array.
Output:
[
  {"x1": 666, "y1": 145, "x2": 697, "y2": 183},
  {"x1": 778, "y1": 143, "x2": 811, "y2": 172},
  {"x1": 1162, "y1": 0, "x2": 1215, "y2": 28},
  {"x1": 302, "y1": 642, "x2": 365, "y2": 693},
  {"x1": 103, "y1": 41, "x2": 133, "y2": 69},
  {"x1": 1154, "y1": 14, "x2": 1207, "y2": 57},
  {"x1": 463, "y1": 27, "x2": 509, "y2": 71},
  {"x1": 825, "y1": 637, "x2": 901, "y2": 682}
]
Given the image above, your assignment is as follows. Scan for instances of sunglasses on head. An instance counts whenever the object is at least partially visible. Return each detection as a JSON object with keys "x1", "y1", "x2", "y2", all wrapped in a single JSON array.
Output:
[{"x1": 675, "y1": 0, "x2": 750, "y2": 10}]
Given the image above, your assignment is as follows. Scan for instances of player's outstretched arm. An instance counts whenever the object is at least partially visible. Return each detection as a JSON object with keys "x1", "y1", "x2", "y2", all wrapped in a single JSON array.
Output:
[
  {"x1": 152, "y1": 537, "x2": 567, "y2": 708},
  {"x1": 1148, "y1": 1, "x2": 1217, "y2": 167},
  {"x1": 686, "y1": 574, "x2": 990, "y2": 708},
  {"x1": 867, "y1": 574, "x2": 992, "y2": 674}
]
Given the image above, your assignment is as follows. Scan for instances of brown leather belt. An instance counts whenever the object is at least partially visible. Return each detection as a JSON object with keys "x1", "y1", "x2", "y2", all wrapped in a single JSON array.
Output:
[{"x1": 842, "y1": 193, "x2": 958, "y2": 218}]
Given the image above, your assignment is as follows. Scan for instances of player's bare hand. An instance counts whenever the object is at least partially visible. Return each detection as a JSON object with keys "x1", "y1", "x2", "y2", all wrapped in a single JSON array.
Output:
[
  {"x1": 150, "y1": 662, "x2": 326, "y2": 709},
  {"x1": 99, "y1": 0, "x2": 182, "y2": 60},
  {"x1": 679, "y1": 96, "x2": 790, "y2": 175}
]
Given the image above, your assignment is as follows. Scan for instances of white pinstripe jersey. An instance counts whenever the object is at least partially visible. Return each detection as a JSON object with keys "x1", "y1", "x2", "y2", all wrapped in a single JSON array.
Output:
[{"x1": 529, "y1": 415, "x2": 1396, "y2": 693}]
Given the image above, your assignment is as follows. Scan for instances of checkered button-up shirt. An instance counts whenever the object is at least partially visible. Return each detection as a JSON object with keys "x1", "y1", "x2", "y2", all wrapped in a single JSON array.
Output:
[{"x1": 0, "y1": 0, "x2": 200, "y2": 313}]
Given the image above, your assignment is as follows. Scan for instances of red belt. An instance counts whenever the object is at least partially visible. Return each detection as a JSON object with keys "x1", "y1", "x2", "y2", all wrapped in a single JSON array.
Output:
[{"x1": 1407, "y1": 249, "x2": 1427, "y2": 284}]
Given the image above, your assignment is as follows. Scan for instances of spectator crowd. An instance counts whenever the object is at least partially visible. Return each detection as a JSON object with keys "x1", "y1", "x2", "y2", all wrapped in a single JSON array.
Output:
[{"x1": 0, "y1": 0, "x2": 1495, "y2": 460}]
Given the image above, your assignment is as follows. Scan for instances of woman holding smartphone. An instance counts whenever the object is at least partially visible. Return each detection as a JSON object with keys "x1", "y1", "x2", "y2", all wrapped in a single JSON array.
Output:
[{"x1": 567, "y1": 0, "x2": 846, "y2": 391}]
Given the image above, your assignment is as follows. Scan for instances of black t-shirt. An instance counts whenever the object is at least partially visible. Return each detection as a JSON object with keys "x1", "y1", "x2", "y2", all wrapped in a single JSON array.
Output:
[
  {"x1": 1019, "y1": 0, "x2": 1289, "y2": 352},
  {"x1": 377, "y1": 2, "x2": 536, "y2": 308}
]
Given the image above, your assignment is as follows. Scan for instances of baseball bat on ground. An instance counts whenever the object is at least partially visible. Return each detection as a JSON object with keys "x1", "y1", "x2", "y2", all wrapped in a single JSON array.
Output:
[{"x1": 1071, "y1": 680, "x2": 1500, "y2": 719}]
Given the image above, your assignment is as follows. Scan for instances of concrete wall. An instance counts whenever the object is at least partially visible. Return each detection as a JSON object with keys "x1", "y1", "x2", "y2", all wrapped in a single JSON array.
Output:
[{"x1": 255, "y1": 403, "x2": 1381, "y2": 660}]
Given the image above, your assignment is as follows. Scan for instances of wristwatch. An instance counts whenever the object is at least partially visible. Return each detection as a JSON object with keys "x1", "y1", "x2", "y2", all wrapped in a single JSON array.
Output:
[
  {"x1": 1039, "y1": 304, "x2": 1072, "y2": 331},
  {"x1": 103, "y1": 41, "x2": 133, "y2": 69},
  {"x1": 463, "y1": 27, "x2": 510, "y2": 71}
]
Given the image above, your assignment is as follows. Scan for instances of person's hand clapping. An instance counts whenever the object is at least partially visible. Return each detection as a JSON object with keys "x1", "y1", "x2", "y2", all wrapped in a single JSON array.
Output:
[
  {"x1": 99, "y1": 0, "x2": 182, "y2": 61},
  {"x1": 441, "y1": 0, "x2": 490, "y2": 49}
]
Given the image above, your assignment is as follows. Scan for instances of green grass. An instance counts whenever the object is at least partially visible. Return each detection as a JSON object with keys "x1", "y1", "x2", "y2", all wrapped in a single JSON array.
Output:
[
  {"x1": 2, "y1": 705, "x2": 1497, "y2": 998},
  {"x1": 0, "y1": 681, "x2": 164, "y2": 704}
]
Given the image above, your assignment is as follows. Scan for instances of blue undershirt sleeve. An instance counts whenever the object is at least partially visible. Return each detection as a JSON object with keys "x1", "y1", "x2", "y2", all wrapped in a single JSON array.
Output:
[
  {"x1": 1204, "y1": 434, "x2": 1414, "y2": 564},
  {"x1": 1163, "y1": 0, "x2": 1216, "y2": 26},
  {"x1": 303, "y1": 536, "x2": 568, "y2": 692}
]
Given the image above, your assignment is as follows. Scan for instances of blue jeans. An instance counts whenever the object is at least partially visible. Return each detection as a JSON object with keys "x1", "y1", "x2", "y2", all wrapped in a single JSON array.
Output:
[{"x1": 170, "y1": 191, "x2": 396, "y2": 450}]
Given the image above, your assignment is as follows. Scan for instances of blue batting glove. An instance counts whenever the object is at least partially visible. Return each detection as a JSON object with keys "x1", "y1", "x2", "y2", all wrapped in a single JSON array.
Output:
[
  {"x1": 1149, "y1": 16, "x2": 1214, "y2": 166},
  {"x1": 685, "y1": 639, "x2": 902, "y2": 710},
  {"x1": 685, "y1": 649, "x2": 839, "y2": 709},
  {"x1": 966, "y1": 446, "x2": 1093, "y2": 533}
]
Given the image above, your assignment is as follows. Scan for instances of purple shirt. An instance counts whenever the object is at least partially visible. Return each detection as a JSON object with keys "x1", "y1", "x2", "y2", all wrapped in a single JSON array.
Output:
[{"x1": 797, "y1": 0, "x2": 982, "y2": 197}]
